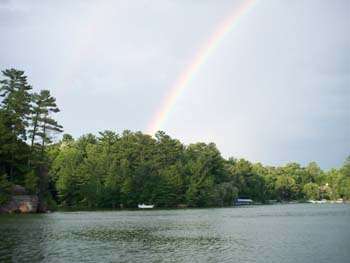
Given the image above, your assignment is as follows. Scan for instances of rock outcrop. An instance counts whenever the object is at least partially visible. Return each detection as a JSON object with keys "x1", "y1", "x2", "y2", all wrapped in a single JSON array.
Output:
[{"x1": 0, "y1": 185, "x2": 39, "y2": 213}]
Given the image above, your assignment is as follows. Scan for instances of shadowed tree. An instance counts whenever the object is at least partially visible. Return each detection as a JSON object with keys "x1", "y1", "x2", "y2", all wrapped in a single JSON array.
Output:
[{"x1": 0, "y1": 69, "x2": 32, "y2": 180}]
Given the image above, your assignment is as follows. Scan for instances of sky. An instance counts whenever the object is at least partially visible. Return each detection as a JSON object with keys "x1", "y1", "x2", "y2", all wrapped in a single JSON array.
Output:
[{"x1": 0, "y1": 0, "x2": 349, "y2": 169}]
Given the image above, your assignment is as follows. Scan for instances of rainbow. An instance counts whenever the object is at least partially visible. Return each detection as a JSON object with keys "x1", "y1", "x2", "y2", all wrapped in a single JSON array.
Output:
[{"x1": 146, "y1": 0, "x2": 257, "y2": 135}]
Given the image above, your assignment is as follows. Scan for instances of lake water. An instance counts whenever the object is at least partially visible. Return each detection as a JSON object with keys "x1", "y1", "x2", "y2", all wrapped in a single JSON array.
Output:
[{"x1": 0, "y1": 204, "x2": 349, "y2": 263}]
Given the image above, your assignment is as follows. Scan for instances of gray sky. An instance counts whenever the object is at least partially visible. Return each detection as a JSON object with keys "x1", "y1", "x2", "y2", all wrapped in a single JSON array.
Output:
[{"x1": 0, "y1": 0, "x2": 349, "y2": 169}]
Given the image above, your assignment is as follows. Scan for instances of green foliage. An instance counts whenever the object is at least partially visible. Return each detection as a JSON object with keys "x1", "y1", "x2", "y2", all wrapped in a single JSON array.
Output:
[
  {"x1": 228, "y1": 159, "x2": 266, "y2": 201},
  {"x1": 0, "y1": 69, "x2": 38, "y2": 191},
  {"x1": 303, "y1": 182, "x2": 320, "y2": 200},
  {"x1": 338, "y1": 169, "x2": 350, "y2": 200},
  {"x1": 275, "y1": 175, "x2": 297, "y2": 201},
  {"x1": 213, "y1": 182, "x2": 238, "y2": 206},
  {"x1": 47, "y1": 129, "x2": 350, "y2": 208},
  {"x1": 43, "y1": 193, "x2": 58, "y2": 211},
  {"x1": 341, "y1": 156, "x2": 350, "y2": 178},
  {"x1": 0, "y1": 110, "x2": 20, "y2": 175},
  {"x1": 29, "y1": 89, "x2": 62, "y2": 153},
  {"x1": 0, "y1": 69, "x2": 32, "y2": 140},
  {"x1": 24, "y1": 170, "x2": 38, "y2": 194},
  {"x1": 0, "y1": 174, "x2": 12, "y2": 205}
]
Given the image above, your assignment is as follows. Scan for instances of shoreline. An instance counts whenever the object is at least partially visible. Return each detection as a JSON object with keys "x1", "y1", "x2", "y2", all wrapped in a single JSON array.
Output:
[{"x1": 2, "y1": 200, "x2": 349, "y2": 215}]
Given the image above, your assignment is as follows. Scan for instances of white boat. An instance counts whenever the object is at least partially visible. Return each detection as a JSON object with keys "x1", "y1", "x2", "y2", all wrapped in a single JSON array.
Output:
[
  {"x1": 336, "y1": 198, "x2": 344, "y2": 204},
  {"x1": 138, "y1": 204, "x2": 154, "y2": 209},
  {"x1": 308, "y1": 199, "x2": 327, "y2": 204}
]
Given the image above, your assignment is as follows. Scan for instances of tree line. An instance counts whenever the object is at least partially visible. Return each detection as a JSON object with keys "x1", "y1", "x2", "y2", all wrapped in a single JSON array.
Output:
[
  {"x1": 1, "y1": 69, "x2": 349, "y2": 209},
  {"x1": 49, "y1": 131, "x2": 350, "y2": 208}
]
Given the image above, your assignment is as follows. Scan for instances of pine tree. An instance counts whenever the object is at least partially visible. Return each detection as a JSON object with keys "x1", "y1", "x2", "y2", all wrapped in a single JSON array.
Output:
[
  {"x1": 0, "y1": 69, "x2": 32, "y2": 180},
  {"x1": 0, "y1": 69, "x2": 32, "y2": 140},
  {"x1": 29, "y1": 90, "x2": 63, "y2": 156},
  {"x1": 28, "y1": 90, "x2": 63, "y2": 212}
]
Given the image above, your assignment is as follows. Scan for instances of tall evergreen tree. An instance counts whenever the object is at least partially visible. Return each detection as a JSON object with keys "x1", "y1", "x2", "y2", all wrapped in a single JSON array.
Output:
[
  {"x1": 0, "y1": 69, "x2": 32, "y2": 140},
  {"x1": 27, "y1": 90, "x2": 63, "y2": 211},
  {"x1": 0, "y1": 69, "x2": 32, "y2": 180},
  {"x1": 29, "y1": 90, "x2": 63, "y2": 156}
]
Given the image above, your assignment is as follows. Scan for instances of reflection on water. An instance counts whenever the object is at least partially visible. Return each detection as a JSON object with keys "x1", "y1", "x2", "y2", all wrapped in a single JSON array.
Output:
[{"x1": 1, "y1": 204, "x2": 350, "y2": 263}]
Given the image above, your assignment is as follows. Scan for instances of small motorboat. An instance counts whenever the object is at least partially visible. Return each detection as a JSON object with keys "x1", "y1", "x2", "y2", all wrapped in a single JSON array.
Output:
[{"x1": 138, "y1": 204, "x2": 154, "y2": 209}]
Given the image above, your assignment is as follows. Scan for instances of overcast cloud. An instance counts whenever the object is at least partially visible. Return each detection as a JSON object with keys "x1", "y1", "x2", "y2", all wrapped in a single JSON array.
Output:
[{"x1": 0, "y1": 0, "x2": 349, "y2": 169}]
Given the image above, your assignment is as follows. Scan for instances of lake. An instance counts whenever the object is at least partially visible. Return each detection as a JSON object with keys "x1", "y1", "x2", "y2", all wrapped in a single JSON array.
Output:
[{"x1": 0, "y1": 204, "x2": 349, "y2": 263}]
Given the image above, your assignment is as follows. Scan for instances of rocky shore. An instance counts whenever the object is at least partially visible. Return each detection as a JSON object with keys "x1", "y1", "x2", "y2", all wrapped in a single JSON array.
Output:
[{"x1": 0, "y1": 185, "x2": 39, "y2": 214}]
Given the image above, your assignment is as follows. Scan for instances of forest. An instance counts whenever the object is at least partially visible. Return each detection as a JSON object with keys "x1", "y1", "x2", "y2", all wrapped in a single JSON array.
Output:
[{"x1": 1, "y1": 69, "x2": 350, "y2": 210}]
